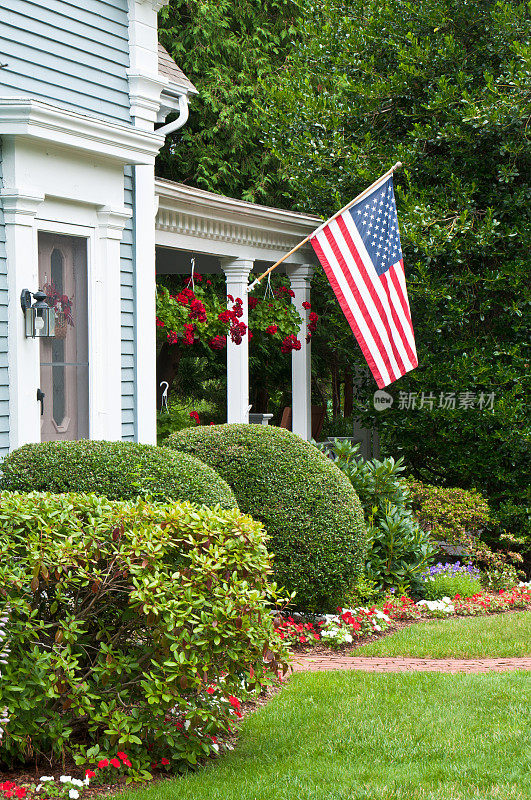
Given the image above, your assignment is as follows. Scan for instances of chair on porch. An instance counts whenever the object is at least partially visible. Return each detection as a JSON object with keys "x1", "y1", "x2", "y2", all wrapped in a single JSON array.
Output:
[{"x1": 279, "y1": 406, "x2": 326, "y2": 440}]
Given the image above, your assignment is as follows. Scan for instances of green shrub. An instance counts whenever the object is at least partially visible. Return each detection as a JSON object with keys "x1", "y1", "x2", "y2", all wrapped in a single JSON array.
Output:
[
  {"x1": 0, "y1": 491, "x2": 286, "y2": 773},
  {"x1": 0, "y1": 440, "x2": 237, "y2": 509},
  {"x1": 165, "y1": 425, "x2": 367, "y2": 612},
  {"x1": 406, "y1": 479, "x2": 524, "y2": 576},
  {"x1": 328, "y1": 440, "x2": 438, "y2": 593}
]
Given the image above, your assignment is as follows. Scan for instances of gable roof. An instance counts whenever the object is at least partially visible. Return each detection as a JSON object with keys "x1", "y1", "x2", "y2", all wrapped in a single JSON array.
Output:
[{"x1": 158, "y1": 44, "x2": 198, "y2": 95}]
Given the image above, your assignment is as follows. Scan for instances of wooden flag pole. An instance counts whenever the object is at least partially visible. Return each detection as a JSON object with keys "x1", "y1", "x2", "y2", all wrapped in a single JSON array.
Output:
[{"x1": 247, "y1": 161, "x2": 402, "y2": 292}]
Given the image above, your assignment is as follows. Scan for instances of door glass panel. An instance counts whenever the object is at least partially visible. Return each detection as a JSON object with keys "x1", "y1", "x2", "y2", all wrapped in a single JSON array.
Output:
[{"x1": 39, "y1": 233, "x2": 89, "y2": 441}]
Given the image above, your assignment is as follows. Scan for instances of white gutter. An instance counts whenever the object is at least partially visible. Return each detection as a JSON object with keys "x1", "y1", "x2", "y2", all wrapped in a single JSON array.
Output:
[{"x1": 157, "y1": 94, "x2": 190, "y2": 137}]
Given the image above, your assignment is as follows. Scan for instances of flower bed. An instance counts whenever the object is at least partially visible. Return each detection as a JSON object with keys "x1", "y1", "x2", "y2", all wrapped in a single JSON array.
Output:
[{"x1": 278, "y1": 584, "x2": 531, "y2": 650}]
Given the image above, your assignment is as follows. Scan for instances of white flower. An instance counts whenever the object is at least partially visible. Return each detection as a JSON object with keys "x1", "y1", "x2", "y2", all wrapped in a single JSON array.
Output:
[
  {"x1": 211, "y1": 743, "x2": 219, "y2": 753},
  {"x1": 84, "y1": 778, "x2": 90, "y2": 787},
  {"x1": 36, "y1": 786, "x2": 42, "y2": 793},
  {"x1": 374, "y1": 624, "x2": 381, "y2": 631},
  {"x1": 71, "y1": 779, "x2": 84, "y2": 787},
  {"x1": 40, "y1": 777, "x2": 54, "y2": 783},
  {"x1": 60, "y1": 776, "x2": 72, "y2": 784},
  {"x1": 69, "y1": 790, "x2": 79, "y2": 799},
  {"x1": 343, "y1": 634, "x2": 353, "y2": 643}
]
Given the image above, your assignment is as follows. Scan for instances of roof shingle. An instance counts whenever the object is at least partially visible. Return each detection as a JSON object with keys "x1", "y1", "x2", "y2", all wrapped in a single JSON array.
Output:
[{"x1": 158, "y1": 43, "x2": 197, "y2": 94}]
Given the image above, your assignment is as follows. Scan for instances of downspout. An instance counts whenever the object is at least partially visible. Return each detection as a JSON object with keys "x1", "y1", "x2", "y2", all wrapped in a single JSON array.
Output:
[{"x1": 157, "y1": 93, "x2": 189, "y2": 137}]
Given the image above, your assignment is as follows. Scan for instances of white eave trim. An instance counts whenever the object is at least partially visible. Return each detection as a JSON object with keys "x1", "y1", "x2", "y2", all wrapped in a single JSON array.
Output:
[
  {"x1": 0, "y1": 98, "x2": 165, "y2": 164},
  {"x1": 155, "y1": 179, "x2": 322, "y2": 262},
  {"x1": 155, "y1": 178, "x2": 322, "y2": 237}
]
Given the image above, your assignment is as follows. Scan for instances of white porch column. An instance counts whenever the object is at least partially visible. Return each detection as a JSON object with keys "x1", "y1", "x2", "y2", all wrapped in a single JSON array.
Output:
[
  {"x1": 132, "y1": 165, "x2": 158, "y2": 444},
  {"x1": 287, "y1": 264, "x2": 313, "y2": 440},
  {"x1": 220, "y1": 257, "x2": 253, "y2": 424},
  {"x1": 2, "y1": 188, "x2": 45, "y2": 449}
]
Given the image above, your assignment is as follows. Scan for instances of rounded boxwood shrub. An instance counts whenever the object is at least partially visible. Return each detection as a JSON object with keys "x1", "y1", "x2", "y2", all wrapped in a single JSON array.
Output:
[
  {"x1": 0, "y1": 439, "x2": 237, "y2": 509},
  {"x1": 0, "y1": 491, "x2": 286, "y2": 770},
  {"x1": 165, "y1": 425, "x2": 367, "y2": 611}
]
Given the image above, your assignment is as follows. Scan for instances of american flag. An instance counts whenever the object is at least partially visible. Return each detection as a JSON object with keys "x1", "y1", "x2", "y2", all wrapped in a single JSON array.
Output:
[{"x1": 310, "y1": 176, "x2": 418, "y2": 388}]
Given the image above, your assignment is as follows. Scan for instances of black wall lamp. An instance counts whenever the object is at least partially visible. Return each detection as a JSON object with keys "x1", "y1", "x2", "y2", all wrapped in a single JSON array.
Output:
[{"x1": 20, "y1": 289, "x2": 55, "y2": 338}]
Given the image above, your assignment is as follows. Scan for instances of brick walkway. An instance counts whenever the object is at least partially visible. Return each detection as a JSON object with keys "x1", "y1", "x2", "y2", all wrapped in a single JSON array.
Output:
[{"x1": 292, "y1": 655, "x2": 531, "y2": 673}]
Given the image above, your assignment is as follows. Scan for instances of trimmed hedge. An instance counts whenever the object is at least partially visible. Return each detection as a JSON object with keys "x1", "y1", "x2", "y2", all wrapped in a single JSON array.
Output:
[
  {"x1": 165, "y1": 425, "x2": 367, "y2": 611},
  {"x1": 0, "y1": 491, "x2": 286, "y2": 771},
  {"x1": 0, "y1": 440, "x2": 237, "y2": 509}
]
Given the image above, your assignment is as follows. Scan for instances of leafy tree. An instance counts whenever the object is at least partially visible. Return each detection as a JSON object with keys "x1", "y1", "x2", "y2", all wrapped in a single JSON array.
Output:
[
  {"x1": 259, "y1": 0, "x2": 531, "y2": 551},
  {"x1": 157, "y1": 0, "x2": 300, "y2": 203}
]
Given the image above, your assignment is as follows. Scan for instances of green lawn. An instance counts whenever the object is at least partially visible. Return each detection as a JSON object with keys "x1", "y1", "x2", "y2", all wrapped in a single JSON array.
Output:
[
  {"x1": 118, "y1": 670, "x2": 531, "y2": 800},
  {"x1": 354, "y1": 610, "x2": 531, "y2": 658}
]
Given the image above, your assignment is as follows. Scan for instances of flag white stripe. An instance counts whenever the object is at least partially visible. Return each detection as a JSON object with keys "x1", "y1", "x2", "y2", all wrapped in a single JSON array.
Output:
[
  {"x1": 329, "y1": 218, "x2": 403, "y2": 378},
  {"x1": 315, "y1": 229, "x2": 393, "y2": 386},
  {"x1": 342, "y1": 211, "x2": 413, "y2": 367}
]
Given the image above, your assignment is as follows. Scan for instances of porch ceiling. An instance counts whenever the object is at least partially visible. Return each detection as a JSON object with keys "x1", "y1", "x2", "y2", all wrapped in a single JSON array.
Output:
[{"x1": 154, "y1": 178, "x2": 321, "y2": 264}]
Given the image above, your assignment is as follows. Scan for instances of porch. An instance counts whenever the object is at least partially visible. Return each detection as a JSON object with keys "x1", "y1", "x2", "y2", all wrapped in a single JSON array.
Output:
[{"x1": 153, "y1": 179, "x2": 321, "y2": 439}]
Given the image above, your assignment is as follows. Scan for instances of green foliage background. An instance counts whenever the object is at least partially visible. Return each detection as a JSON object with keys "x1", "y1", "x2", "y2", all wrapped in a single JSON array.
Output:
[
  {"x1": 157, "y1": 0, "x2": 300, "y2": 203},
  {"x1": 258, "y1": 0, "x2": 530, "y2": 549},
  {"x1": 157, "y1": 0, "x2": 530, "y2": 556}
]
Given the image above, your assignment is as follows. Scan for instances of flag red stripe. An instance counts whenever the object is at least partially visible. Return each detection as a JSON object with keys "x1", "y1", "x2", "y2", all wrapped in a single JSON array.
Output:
[
  {"x1": 310, "y1": 236, "x2": 386, "y2": 388},
  {"x1": 336, "y1": 215, "x2": 407, "y2": 377},
  {"x1": 323, "y1": 224, "x2": 399, "y2": 383}
]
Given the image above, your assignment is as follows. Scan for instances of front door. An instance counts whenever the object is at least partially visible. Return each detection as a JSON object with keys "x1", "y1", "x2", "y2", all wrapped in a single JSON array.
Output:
[{"x1": 38, "y1": 233, "x2": 89, "y2": 441}]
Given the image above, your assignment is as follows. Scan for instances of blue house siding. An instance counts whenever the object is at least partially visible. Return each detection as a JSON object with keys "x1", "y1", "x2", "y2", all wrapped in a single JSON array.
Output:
[
  {"x1": 0, "y1": 0, "x2": 131, "y2": 124},
  {"x1": 121, "y1": 166, "x2": 136, "y2": 440},
  {"x1": 0, "y1": 139, "x2": 9, "y2": 457}
]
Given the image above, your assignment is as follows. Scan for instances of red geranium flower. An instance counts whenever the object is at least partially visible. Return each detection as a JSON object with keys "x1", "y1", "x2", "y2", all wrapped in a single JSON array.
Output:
[
  {"x1": 98, "y1": 759, "x2": 109, "y2": 769},
  {"x1": 161, "y1": 758, "x2": 170, "y2": 766},
  {"x1": 117, "y1": 752, "x2": 128, "y2": 762},
  {"x1": 85, "y1": 770, "x2": 96, "y2": 779},
  {"x1": 209, "y1": 335, "x2": 226, "y2": 351},
  {"x1": 266, "y1": 324, "x2": 278, "y2": 335},
  {"x1": 281, "y1": 334, "x2": 301, "y2": 353},
  {"x1": 110, "y1": 758, "x2": 121, "y2": 768},
  {"x1": 302, "y1": 301, "x2": 311, "y2": 310}
]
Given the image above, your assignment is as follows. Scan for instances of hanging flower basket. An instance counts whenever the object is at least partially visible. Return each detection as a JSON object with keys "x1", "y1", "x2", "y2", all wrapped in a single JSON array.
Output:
[{"x1": 156, "y1": 274, "x2": 308, "y2": 354}]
